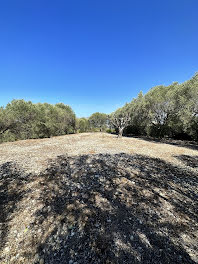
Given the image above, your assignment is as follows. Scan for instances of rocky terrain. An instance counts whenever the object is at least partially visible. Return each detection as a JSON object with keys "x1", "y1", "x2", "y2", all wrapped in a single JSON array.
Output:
[{"x1": 0, "y1": 133, "x2": 198, "y2": 263}]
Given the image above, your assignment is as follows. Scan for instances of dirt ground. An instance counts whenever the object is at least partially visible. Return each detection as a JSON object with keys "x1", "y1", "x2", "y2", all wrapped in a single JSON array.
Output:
[{"x1": 0, "y1": 133, "x2": 198, "y2": 263}]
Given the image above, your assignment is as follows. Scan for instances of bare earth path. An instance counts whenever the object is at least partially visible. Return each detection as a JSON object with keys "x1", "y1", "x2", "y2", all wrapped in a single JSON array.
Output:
[{"x1": 0, "y1": 133, "x2": 198, "y2": 263}]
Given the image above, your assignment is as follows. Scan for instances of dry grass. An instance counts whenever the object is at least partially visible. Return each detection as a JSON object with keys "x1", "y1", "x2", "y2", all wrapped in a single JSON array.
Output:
[
  {"x1": 0, "y1": 132, "x2": 197, "y2": 173},
  {"x1": 0, "y1": 133, "x2": 198, "y2": 263}
]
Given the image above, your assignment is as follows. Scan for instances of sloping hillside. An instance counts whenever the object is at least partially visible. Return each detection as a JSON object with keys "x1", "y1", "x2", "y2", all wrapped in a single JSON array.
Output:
[{"x1": 0, "y1": 133, "x2": 198, "y2": 263}]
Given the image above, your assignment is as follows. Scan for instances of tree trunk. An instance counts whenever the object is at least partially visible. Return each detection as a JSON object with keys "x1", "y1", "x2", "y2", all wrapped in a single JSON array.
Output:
[{"x1": 118, "y1": 127, "x2": 124, "y2": 138}]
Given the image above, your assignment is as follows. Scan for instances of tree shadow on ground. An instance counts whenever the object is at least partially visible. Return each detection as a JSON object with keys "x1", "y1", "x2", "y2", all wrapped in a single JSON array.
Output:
[
  {"x1": 124, "y1": 134, "x2": 198, "y2": 151},
  {"x1": 174, "y1": 155, "x2": 198, "y2": 169},
  {"x1": 32, "y1": 154, "x2": 198, "y2": 264},
  {"x1": 1, "y1": 154, "x2": 198, "y2": 263},
  {"x1": 0, "y1": 162, "x2": 32, "y2": 257}
]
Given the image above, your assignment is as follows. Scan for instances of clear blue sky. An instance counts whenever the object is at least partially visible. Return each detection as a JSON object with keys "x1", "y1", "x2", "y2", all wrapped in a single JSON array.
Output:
[{"x1": 0, "y1": 0, "x2": 198, "y2": 117}]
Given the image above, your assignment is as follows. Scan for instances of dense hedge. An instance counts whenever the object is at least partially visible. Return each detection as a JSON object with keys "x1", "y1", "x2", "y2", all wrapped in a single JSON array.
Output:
[
  {"x1": 0, "y1": 100, "x2": 76, "y2": 143},
  {"x1": 119, "y1": 73, "x2": 198, "y2": 140}
]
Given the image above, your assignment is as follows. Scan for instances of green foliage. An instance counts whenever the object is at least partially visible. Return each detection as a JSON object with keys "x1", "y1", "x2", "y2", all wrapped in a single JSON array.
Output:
[
  {"x1": 109, "y1": 105, "x2": 131, "y2": 137},
  {"x1": 0, "y1": 100, "x2": 76, "y2": 143},
  {"x1": 77, "y1": 118, "x2": 90, "y2": 133},
  {"x1": 117, "y1": 73, "x2": 198, "y2": 141},
  {"x1": 88, "y1": 112, "x2": 108, "y2": 131},
  {"x1": 1, "y1": 73, "x2": 198, "y2": 143},
  {"x1": 106, "y1": 128, "x2": 115, "y2": 133}
]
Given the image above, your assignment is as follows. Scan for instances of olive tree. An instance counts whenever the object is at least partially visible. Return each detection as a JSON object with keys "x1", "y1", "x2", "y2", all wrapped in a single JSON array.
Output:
[
  {"x1": 89, "y1": 112, "x2": 108, "y2": 131},
  {"x1": 109, "y1": 105, "x2": 131, "y2": 137}
]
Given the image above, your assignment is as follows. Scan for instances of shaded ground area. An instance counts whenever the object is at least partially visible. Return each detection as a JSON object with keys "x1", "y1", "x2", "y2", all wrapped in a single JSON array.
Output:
[
  {"x1": 129, "y1": 135, "x2": 198, "y2": 151},
  {"x1": 174, "y1": 155, "x2": 198, "y2": 169},
  {"x1": 0, "y1": 153, "x2": 198, "y2": 263},
  {"x1": 0, "y1": 162, "x2": 32, "y2": 253}
]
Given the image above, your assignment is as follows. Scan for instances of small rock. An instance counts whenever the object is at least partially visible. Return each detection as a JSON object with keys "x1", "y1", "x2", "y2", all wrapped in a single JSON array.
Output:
[
  {"x1": 35, "y1": 253, "x2": 39, "y2": 261},
  {"x1": 69, "y1": 260, "x2": 73, "y2": 264},
  {"x1": 4, "y1": 246, "x2": 9, "y2": 252},
  {"x1": 39, "y1": 258, "x2": 44, "y2": 264},
  {"x1": 130, "y1": 235, "x2": 134, "y2": 240}
]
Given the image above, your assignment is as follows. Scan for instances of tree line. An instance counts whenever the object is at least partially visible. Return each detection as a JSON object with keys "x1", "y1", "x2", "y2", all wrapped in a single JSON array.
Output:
[
  {"x1": 0, "y1": 101, "x2": 76, "y2": 142},
  {"x1": 0, "y1": 73, "x2": 198, "y2": 143},
  {"x1": 0, "y1": 101, "x2": 109, "y2": 143},
  {"x1": 121, "y1": 72, "x2": 198, "y2": 140}
]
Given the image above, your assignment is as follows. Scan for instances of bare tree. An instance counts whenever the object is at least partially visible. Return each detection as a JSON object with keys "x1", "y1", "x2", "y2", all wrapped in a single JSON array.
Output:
[{"x1": 109, "y1": 111, "x2": 131, "y2": 137}]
